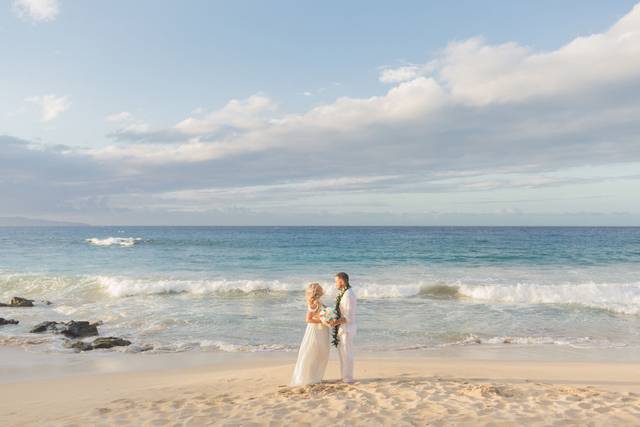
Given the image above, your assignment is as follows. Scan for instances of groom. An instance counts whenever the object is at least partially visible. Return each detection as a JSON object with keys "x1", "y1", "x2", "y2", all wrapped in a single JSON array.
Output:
[{"x1": 330, "y1": 272, "x2": 357, "y2": 383}]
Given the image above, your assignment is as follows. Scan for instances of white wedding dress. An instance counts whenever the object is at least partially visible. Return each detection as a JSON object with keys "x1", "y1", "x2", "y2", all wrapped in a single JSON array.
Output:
[{"x1": 289, "y1": 305, "x2": 330, "y2": 386}]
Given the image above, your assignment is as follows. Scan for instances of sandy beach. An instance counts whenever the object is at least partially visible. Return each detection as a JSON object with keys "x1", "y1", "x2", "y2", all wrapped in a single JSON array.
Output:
[{"x1": 1, "y1": 351, "x2": 639, "y2": 427}]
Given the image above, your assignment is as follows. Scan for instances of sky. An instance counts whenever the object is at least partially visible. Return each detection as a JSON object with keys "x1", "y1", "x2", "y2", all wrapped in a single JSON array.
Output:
[{"x1": 1, "y1": 0, "x2": 640, "y2": 225}]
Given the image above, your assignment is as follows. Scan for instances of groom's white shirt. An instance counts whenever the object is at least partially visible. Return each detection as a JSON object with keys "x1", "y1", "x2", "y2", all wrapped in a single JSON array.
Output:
[
  {"x1": 338, "y1": 287, "x2": 357, "y2": 337},
  {"x1": 337, "y1": 286, "x2": 356, "y2": 382}
]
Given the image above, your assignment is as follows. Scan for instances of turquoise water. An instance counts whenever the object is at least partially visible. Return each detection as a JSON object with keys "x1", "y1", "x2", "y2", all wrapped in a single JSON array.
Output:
[{"x1": 0, "y1": 226, "x2": 639, "y2": 354}]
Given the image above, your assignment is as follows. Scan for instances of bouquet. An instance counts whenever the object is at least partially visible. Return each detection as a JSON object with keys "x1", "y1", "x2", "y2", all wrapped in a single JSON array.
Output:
[{"x1": 319, "y1": 306, "x2": 338, "y2": 325}]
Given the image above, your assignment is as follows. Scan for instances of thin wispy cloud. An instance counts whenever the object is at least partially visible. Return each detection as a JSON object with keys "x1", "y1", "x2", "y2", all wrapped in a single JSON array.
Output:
[
  {"x1": 379, "y1": 64, "x2": 435, "y2": 83},
  {"x1": 13, "y1": 0, "x2": 59, "y2": 22},
  {"x1": 25, "y1": 94, "x2": 70, "y2": 121},
  {"x1": 105, "y1": 112, "x2": 133, "y2": 123}
]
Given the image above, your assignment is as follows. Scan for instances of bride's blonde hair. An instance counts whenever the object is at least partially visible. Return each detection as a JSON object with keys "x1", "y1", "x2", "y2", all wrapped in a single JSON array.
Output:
[{"x1": 306, "y1": 283, "x2": 324, "y2": 311}]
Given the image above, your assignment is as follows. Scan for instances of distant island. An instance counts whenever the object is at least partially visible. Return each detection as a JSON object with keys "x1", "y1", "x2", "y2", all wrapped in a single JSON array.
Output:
[{"x1": 0, "y1": 216, "x2": 90, "y2": 227}]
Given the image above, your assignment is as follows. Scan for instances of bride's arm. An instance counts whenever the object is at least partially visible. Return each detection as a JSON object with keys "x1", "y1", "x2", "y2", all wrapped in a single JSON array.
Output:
[{"x1": 306, "y1": 311, "x2": 322, "y2": 324}]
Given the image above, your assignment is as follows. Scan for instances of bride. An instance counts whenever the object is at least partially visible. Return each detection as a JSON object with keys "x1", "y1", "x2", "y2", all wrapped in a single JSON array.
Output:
[{"x1": 289, "y1": 283, "x2": 330, "y2": 386}]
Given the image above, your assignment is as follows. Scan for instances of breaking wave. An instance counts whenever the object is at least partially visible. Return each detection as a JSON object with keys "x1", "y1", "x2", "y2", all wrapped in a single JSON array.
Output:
[
  {"x1": 455, "y1": 281, "x2": 640, "y2": 315},
  {"x1": 1, "y1": 273, "x2": 638, "y2": 315},
  {"x1": 94, "y1": 276, "x2": 295, "y2": 298},
  {"x1": 86, "y1": 237, "x2": 143, "y2": 247},
  {"x1": 96, "y1": 277, "x2": 640, "y2": 315}
]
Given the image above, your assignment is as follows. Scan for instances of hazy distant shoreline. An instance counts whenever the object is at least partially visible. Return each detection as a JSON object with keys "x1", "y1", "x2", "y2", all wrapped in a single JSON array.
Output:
[
  {"x1": 1, "y1": 219, "x2": 638, "y2": 228},
  {"x1": 0, "y1": 217, "x2": 90, "y2": 227}
]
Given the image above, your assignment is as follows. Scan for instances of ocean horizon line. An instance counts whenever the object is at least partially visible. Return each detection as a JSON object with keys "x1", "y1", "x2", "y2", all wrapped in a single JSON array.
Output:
[{"x1": 1, "y1": 223, "x2": 639, "y2": 228}]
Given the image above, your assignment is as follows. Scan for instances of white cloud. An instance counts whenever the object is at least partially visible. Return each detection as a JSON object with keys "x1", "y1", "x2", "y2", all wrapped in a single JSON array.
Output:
[
  {"x1": 105, "y1": 111, "x2": 133, "y2": 123},
  {"x1": 6, "y1": 3, "x2": 640, "y2": 224},
  {"x1": 378, "y1": 5, "x2": 640, "y2": 104},
  {"x1": 434, "y1": 9, "x2": 640, "y2": 106},
  {"x1": 105, "y1": 95, "x2": 275, "y2": 145},
  {"x1": 104, "y1": 112, "x2": 157, "y2": 142},
  {"x1": 13, "y1": 0, "x2": 59, "y2": 22},
  {"x1": 299, "y1": 76, "x2": 446, "y2": 129},
  {"x1": 26, "y1": 94, "x2": 70, "y2": 121},
  {"x1": 175, "y1": 94, "x2": 275, "y2": 135},
  {"x1": 95, "y1": 3, "x2": 640, "y2": 167},
  {"x1": 97, "y1": 77, "x2": 448, "y2": 164}
]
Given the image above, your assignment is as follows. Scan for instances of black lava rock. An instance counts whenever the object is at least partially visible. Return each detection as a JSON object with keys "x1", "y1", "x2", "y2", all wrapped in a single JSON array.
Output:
[
  {"x1": 30, "y1": 320, "x2": 99, "y2": 338},
  {"x1": 65, "y1": 337, "x2": 132, "y2": 352},
  {"x1": 62, "y1": 321, "x2": 99, "y2": 338},
  {"x1": 0, "y1": 297, "x2": 35, "y2": 307},
  {"x1": 91, "y1": 337, "x2": 131, "y2": 349},
  {"x1": 30, "y1": 321, "x2": 62, "y2": 333}
]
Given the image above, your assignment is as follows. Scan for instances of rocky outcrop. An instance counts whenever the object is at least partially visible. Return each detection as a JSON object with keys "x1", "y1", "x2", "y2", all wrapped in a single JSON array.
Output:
[
  {"x1": 92, "y1": 337, "x2": 131, "y2": 349},
  {"x1": 63, "y1": 321, "x2": 99, "y2": 338},
  {"x1": 30, "y1": 320, "x2": 99, "y2": 338},
  {"x1": 0, "y1": 318, "x2": 19, "y2": 326},
  {"x1": 29, "y1": 319, "x2": 129, "y2": 351},
  {"x1": 65, "y1": 341, "x2": 94, "y2": 351},
  {"x1": 30, "y1": 321, "x2": 60, "y2": 333},
  {"x1": 11, "y1": 297, "x2": 34, "y2": 307},
  {"x1": 0, "y1": 297, "x2": 34, "y2": 307},
  {"x1": 65, "y1": 337, "x2": 131, "y2": 352},
  {"x1": 91, "y1": 337, "x2": 131, "y2": 349}
]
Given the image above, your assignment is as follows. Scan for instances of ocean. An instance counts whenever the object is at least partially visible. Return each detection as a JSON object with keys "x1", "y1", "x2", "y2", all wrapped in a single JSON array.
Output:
[{"x1": 0, "y1": 226, "x2": 639, "y2": 356}]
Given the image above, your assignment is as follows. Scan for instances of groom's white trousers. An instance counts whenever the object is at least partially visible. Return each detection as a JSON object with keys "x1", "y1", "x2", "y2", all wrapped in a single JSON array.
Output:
[{"x1": 337, "y1": 333, "x2": 354, "y2": 382}]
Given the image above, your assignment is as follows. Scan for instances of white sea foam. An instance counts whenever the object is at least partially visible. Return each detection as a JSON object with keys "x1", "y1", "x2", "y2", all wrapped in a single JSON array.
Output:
[
  {"x1": 89, "y1": 276, "x2": 640, "y2": 314},
  {"x1": 89, "y1": 275, "x2": 640, "y2": 315},
  {"x1": 94, "y1": 276, "x2": 296, "y2": 298},
  {"x1": 2, "y1": 272, "x2": 639, "y2": 315},
  {"x1": 456, "y1": 281, "x2": 640, "y2": 315},
  {"x1": 86, "y1": 237, "x2": 142, "y2": 247},
  {"x1": 355, "y1": 283, "x2": 424, "y2": 298},
  {"x1": 434, "y1": 334, "x2": 629, "y2": 349},
  {"x1": 1, "y1": 272, "x2": 639, "y2": 355},
  {"x1": 482, "y1": 336, "x2": 628, "y2": 349},
  {"x1": 141, "y1": 340, "x2": 293, "y2": 353},
  {"x1": 196, "y1": 340, "x2": 293, "y2": 353}
]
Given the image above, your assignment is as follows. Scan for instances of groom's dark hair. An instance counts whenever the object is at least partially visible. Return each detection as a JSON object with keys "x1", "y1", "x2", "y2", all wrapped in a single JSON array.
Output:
[{"x1": 336, "y1": 272, "x2": 349, "y2": 284}]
